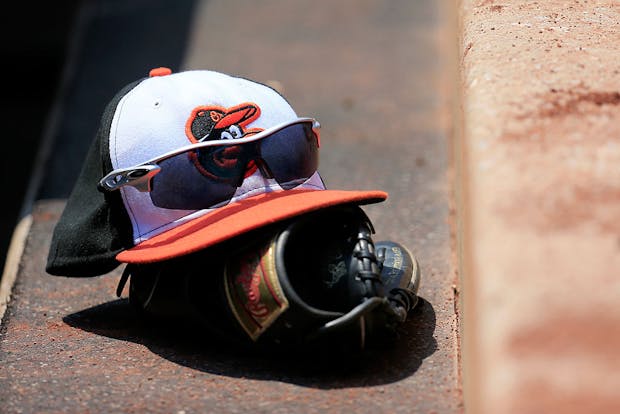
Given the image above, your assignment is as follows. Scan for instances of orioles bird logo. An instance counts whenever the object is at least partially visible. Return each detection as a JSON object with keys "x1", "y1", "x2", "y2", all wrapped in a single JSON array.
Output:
[{"x1": 184, "y1": 103, "x2": 263, "y2": 183}]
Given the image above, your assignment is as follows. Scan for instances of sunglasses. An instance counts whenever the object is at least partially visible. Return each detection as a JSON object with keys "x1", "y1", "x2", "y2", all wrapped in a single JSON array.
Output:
[{"x1": 99, "y1": 118, "x2": 321, "y2": 210}]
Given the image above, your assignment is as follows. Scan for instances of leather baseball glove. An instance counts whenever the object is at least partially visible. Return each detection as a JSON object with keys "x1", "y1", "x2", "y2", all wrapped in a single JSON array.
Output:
[{"x1": 118, "y1": 205, "x2": 421, "y2": 352}]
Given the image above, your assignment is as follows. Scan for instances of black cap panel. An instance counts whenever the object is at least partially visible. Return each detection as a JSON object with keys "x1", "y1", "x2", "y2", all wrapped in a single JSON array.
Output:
[{"x1": 46, "y1": 80, "x2": 142, "y2": 277}]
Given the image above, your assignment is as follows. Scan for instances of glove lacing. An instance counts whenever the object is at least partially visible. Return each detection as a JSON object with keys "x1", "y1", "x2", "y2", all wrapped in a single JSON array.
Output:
[{"x1": 311, "y1": 219, "x2": 408, "y2": 348}]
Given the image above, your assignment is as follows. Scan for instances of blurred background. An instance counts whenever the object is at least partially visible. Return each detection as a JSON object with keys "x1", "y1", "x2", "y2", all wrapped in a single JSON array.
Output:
[
  {"x1": 1, "y1": 0, "x2": 199, "y2": 279},
  {"x1": 1, "y1": 1, "x2": 78, "y2": 275}
]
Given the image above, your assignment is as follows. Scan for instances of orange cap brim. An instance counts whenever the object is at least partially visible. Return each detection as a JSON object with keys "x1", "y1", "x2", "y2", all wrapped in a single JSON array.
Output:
[{"x1": 116, "y1": 189, "x2": 387, "y2": 263}]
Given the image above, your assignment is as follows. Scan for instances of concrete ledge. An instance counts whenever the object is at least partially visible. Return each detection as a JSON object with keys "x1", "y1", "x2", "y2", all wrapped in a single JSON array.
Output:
[
  {"x1": 0, "y1": 216, "x2": 32, "y2": 325},
  {"x1": 458, "y1": 1, "x2": 620, "y2": 412}
]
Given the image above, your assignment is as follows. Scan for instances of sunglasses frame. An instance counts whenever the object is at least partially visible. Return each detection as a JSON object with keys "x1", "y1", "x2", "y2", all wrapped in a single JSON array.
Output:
[{"x1": 98, "y1": 117, "x2": 320, "y2": 193}]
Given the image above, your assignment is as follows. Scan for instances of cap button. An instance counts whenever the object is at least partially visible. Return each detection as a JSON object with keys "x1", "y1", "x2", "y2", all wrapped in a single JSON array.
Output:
[{"x1": 149, "y1": 67, "x2": 172, "y2": 77}]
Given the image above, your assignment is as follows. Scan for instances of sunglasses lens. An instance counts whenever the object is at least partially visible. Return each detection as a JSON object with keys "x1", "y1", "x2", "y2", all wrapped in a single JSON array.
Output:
[
  {"x1": 261, "y1": 122, "x2": 319, "y2": 190},
  {"x1": 150, "y1": 147, "x2": 243, "y2": 209},
  {"x1": 145, "y1": 120, "x2": 319, "y2": 210}
]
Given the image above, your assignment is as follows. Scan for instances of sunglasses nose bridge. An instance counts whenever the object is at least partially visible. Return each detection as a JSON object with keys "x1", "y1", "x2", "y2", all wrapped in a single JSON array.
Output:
[
  {"x1": 253, "y1": 157, "x2": 275, "y2": 179},
  {"x1": 239, "y1": 142, "x2": 274, "y2": 180}
]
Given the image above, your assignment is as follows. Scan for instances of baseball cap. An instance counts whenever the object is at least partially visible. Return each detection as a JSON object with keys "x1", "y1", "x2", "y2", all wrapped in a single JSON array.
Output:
[{"x1": 46, "y1": 68, "x2": 387, "y2": 277}]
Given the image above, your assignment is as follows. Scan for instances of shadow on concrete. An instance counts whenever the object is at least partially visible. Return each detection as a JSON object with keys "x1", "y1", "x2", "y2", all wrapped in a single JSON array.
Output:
[{"x1": 63, "y1": 297, "x2": 437, "y2": 388}]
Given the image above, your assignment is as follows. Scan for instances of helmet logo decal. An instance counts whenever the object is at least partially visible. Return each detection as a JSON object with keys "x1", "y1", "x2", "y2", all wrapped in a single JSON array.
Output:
[
  {"x1": 185, "y1": 102, "x2": 262, "y2": 143},
  {"x1": 184, "y1": 103, "x2": 263, "y2": 182}
]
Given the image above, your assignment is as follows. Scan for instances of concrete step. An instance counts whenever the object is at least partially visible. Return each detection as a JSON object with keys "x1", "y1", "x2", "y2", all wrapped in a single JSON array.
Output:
[{"x1": 458, "y1": 1, "x2": 620, "y2": 412}]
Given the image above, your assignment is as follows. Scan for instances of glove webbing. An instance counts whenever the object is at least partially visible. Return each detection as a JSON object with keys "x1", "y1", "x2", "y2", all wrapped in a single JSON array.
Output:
[
  {"x1": 309, "y1": 220, "x2": 387, "y2": 349},
  {"x1": 352, "y1": 217, "x2": 418, "y2": 319},
  {"x1": 354, "y1": 225, "x2": 384, "y2": 298}
]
